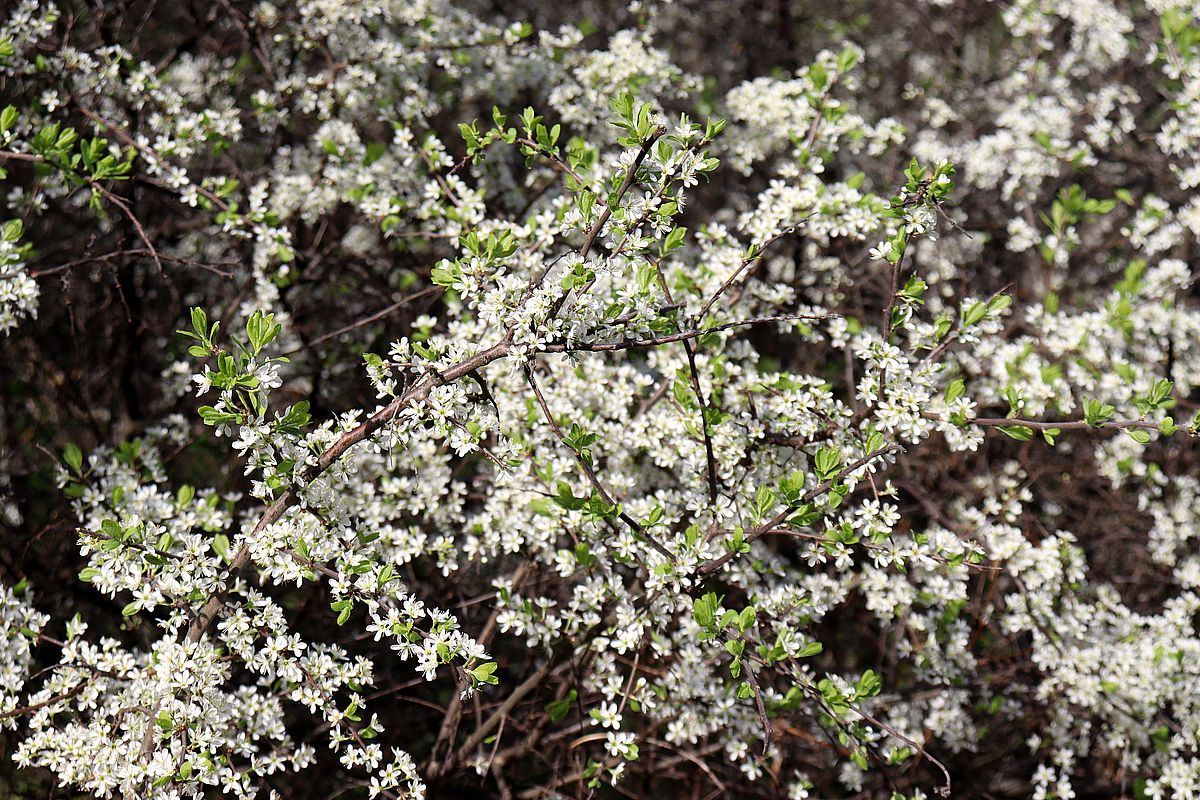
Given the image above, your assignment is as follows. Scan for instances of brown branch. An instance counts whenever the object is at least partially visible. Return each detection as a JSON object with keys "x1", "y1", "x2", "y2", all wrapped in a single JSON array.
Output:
[
  {"x1": 695, "y1": 216, "x2": 813, "y2": 322},
  {"x1": 26, "y1": 248, "x2": 236, "y2": 279},
  {"x1": 514, "y1": 137, "x2": 587, "y2": 185},
  {"x1": 0, "y1": 683, "x2": 86, "y2": 721},
  {"x1": 925, "y1": 412, "x2": 1161, "y2": 433},
  {"x1": 92, "y1": 185, "x2": 164, "y2": 274},
  {"x1": 183, "y1": 335, "x2": 514, "y2": 647},
  {"x1": 850, "y1": 701, "x2": 953, "y2": 797},
  {"x1": 535, "y1": 126, "x2": 668, "y2": 328},
  {"x1": 440, "y1": 653, "x2": 561, "y2": 777},
  {"x1": 135, "y1": 335, "x2": 517, "y2": 766},
  {"x1": 578, "y1": 127, "x2": 665, "y2": 261},
  {"x1": 1, "y1": 146, "x2": 166, "y2": 274},
  {"x1": 523, "y1": 364, "x2": 672, "y2": 559},
  {"x1": 760, "y1": 527, "x2": 1000, "y2": 572},
  {"x1": 0, "y1": 150, "x2": 44, "y2": 163},
  {"x1": 652, "y1": 260, "x2": 720, "y2": 507},
  {"x1": 741, "y1": 659, "x2": 774, "y2": 754},
  {"x1": 282, "y1": 286, "x2": 443, "y2": 355},
  {"x1": 681, "y1": 336, "x2": 720, "y2": 507},
  {"x1": 698, "y1": 444, "x2": 903, "y2": 574},
  {"x1": 537, "y1": 313, "x2": 835, "y2": 353},
  {"x1": 429, "y1": 562, "x2": 531, "y2": 771}
]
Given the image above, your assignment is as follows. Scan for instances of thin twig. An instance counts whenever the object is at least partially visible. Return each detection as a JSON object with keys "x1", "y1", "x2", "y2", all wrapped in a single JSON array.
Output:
[
  {"x1": 523, "y1": 363, "x2": 672, "y2": 559},
  {"x1": 0, "y1": 684, "x2": 86, "y2": 720},
  {"x1": 538, "y1": 313, "x2": 836, "y2": 353},
  {"x1": 741, "y1": 660, "x2": 774, "y2": 754},
  {"x1": 26, "y1": 248, "x2": 236, "y2": 279},
  {"x1": 578, "y1": 127, "x2": 665, "y2": 261},
  {"x1": 925, "y1": 412, "x2": 1161, "y2": 433},
  {"x1": 283, "y1": 286, "x2": 442, "y2": 355},
  {"x1": 653, "y1": 260, "x2": 720, "y2": 506},
  {"x1": 695, "y1": 216, "x2": 813, "y2": 322},
  {"x1": 698, "y1": 444, "x2": 903, "y2": 574}
]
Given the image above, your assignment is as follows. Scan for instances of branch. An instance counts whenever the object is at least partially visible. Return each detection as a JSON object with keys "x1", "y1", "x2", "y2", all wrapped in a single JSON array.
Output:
[
  {"x1": 1, "y1": 147, "x2": 165, "y2": 273},
  {"x1": 695, "y1": 216, "x2": 813, "y2": 322},
  {"x1": 578, "y1": 127, "x2": 665, "y2": 261},
  {"x1": 449, "y1": 657, "x2": 556, "y2": 771},
  {"x1": 0, "y1": 150, "x2": 45, "y2": 163},
  {"x1": 523, "y1": 363, "x2": 672, "y2": 559},
  {"x1": 26, "y1": 248, "x2": 236, "y2": 280},
  {"x1": 538, "y1": 127, "x2": 668, "y2": 323},
  {"x1": 139, "y1": 337, "x2": 518, "y2": 764},
  {"x1": 760, "y1": 527, "x2": 1000, "y2": 572},
  {"x1": 653, "y1": 260, "x2": 719, "y2": 507},
  {"x1": 681, "y1": 334, "x2": 720, "y2": 507},
  {"x1": 698, "y1": 444, "x2": 903, "y2": 575},
  {"x1": 741, "y1": 660, "x2": 774, "y2": 754},
  {"x1": 0, "y1": 684, "x2": 85, "y2": 721},
  {"x1": 849, "y1": 701, "x2": 953, "y2": 797},
  {"x1": 537, "y1": 313, "x2": 835, "y2": 353},
  {"x1": 183, "y1": 335, "x2": 515, "y2": 648},
  {"x1": 924, "y1": 412, "x2": 1161, "y2": 433},
  {"x1": 283, "y1": 286, "x2": 442, "y2": 355}
]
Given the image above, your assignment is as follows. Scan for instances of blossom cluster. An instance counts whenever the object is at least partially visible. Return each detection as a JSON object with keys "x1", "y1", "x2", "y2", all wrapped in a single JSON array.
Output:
[{"x1": 0, "y1": 1, "x2": 1198, "y2": 799}]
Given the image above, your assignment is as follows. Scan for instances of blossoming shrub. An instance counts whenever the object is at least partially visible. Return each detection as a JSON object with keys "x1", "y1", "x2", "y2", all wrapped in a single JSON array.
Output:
[{"x1": 1, "y1": 0, "x2": 1198, "y2": 798}]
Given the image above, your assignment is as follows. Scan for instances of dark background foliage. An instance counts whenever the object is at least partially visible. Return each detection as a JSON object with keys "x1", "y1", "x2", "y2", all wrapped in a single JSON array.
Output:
[{"x1": 1, "y1": 2, "x2": 1193, "y2": 798}]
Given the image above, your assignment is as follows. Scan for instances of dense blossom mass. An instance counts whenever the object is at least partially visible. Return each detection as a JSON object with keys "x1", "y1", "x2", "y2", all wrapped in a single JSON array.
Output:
[{"x1": 0, "y1": 0, "x2": 1199, "y2": 798}]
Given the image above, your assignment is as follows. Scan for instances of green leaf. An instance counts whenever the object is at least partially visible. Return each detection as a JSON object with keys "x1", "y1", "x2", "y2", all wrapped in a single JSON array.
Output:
[
  {"x1": 552, "y1": 481, "x2": 586, "y2": 511},
  {"x1": 63, "y1": 443, "x2": 83, "y2": 473},
  {"x1": 546, "y1": 690, "x2": 578, "y2": 722},
  {"x1": 188, "y1": 307, "x2": 209, "y2": 340},
  {"x1": 431, "y1": 264, "x2": 460, "y2": 287},
  {"x1": 2, "y1": 218, "x2": 23, "y2": 242},
  {"x1": 693, "y1": 592, "x2": 721, "y2": 628},
  {"x1": 961, "y1": 300, "x2": 987, "y2": 327},
  {"x1": 199, "y1": 406, "x2": 240, "y2": 427},
  {"x1": 997, "y1": 425, "x2": 1033, "y2": 441},
  {"x1": 753, "y1": 484, "x2": 775, "y2": 522},
  {"x1": 246, "y1": 310, "x2": 282, "y2": 354},
  {"x1": 1083, "y1": 398, "x2": 1116, "y2": 427},
  {"x1": 987, "y1": 294, "x2": 1012, "y2": 314},
  {"x1": 470, "y1": 661, "x2": 499, "y2": 685},
  {"x1": 944, "y1": 379, "x2": 965, "y2": 405},
  {"x1": 813, "y1": 446, "x2": 842, "y2": 481},
  {"x1": 836, "y1": 46, "x2": 860, "y2": 73},
  {"x1": 277, "y1": 401, "x2": 312, "y2": 433},
  {"x1": 1148, "y1": 378, "x2": 1174, "y2": 406},
  {"x1": 809, "y1": 61, "x2": 828, "y2": 91},
  {"x1": 736, "y1": 605, "x2": 756, "y2": 633},
  {"x1": 662, "y1": 226, "x2": 686, "y2": 254},
  {"x1": 855, "y1": 669, "x2": 882, "y2": 699}
]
